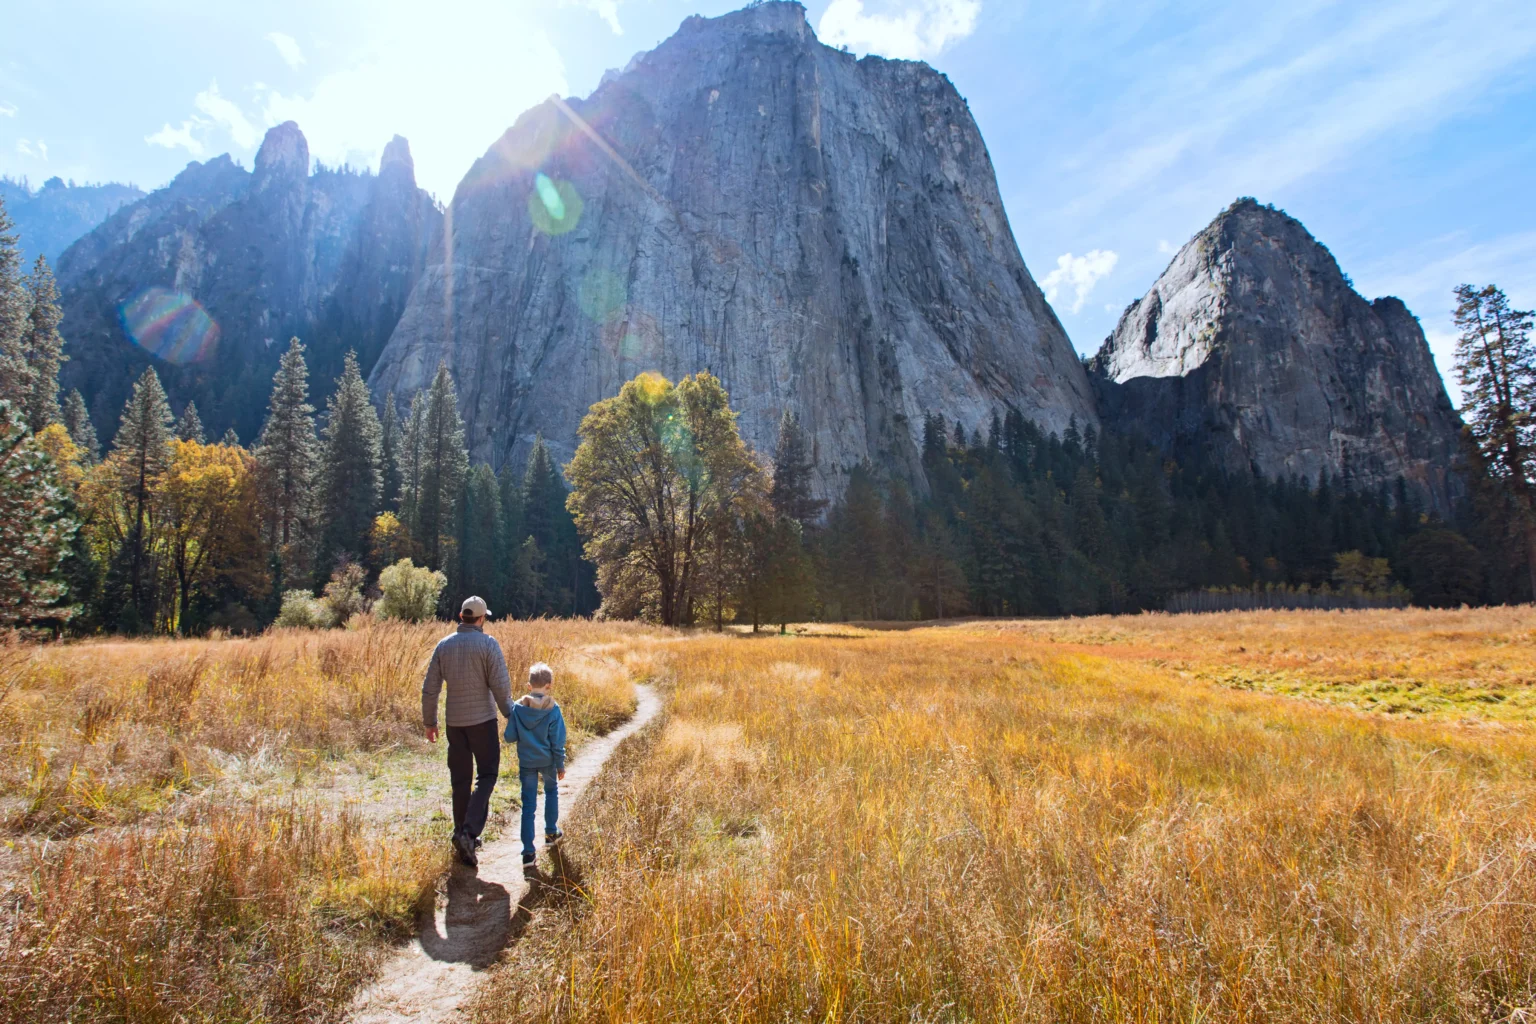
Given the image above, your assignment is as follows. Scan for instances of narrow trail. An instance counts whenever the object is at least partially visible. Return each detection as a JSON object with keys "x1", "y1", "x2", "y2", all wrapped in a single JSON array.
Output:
[{"x1": 347, "y1": 682, "x2": 662, "y2": 1024}]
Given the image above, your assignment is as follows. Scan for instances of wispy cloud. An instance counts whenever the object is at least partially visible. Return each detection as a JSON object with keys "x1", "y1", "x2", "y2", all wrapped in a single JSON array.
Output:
[
  {"x1": 1157, "y1": 239, "x2": 1177, "y2": 255},
  {"x1": 144, "y1": 81, "x2": 258, "y2": 158},
  {"x1": 819, "y1": 0, "x2": 980, "y2": 60},
  {"x1": 265, "y1": 32, "x2": 306, "y2": 69},
  {"x1": 561, "y1": 0, "x2": 623, "y2": 35},
  {"x1": 145, "y1": 120, "x2": 204, "y2": 156},
  {"x1": 194, "y1": 82, "x2": 259, "y2": 148},
  {"x1": 0, "y1": 102, "x2": 16, "y2": 118},
  {"x1": 15, "y1": 138, "x2": 47, "y2": 160},
  {"x1": 1042, "y1": 249, "x2": 1119, "y2": 314}
]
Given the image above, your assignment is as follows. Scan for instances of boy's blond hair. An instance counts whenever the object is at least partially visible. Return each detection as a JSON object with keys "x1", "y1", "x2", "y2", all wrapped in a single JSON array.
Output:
[{"x1": 528, "y1": 662, "x2": 554, "y2": 688}]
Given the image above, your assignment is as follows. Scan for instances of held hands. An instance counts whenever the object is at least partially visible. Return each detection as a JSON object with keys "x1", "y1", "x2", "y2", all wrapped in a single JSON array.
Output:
[{"x1": 426, "y1": 727, "x2": 438, "y2": 743}]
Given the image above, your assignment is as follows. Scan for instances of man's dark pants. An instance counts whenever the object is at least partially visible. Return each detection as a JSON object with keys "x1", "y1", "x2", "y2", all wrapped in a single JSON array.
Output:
[{"x1": 446, "y1": 719, "x2": 500, "y2": 839}]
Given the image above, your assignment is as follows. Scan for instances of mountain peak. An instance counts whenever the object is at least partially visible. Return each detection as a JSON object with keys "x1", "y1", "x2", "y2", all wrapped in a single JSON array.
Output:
[
  {"x1": 1092, "y1": 202, "x2": 1463, "y2": 512},
  {"x1": 255, "y1": 121, "x2": 309, "y2": 181},
  {"x1": 379, "y1": 135, "x2": 416, "y2": 183}
]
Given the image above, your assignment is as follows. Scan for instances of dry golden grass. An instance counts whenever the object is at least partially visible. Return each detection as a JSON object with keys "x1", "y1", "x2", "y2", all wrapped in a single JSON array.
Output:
[
  {"x1": 473, "y1": 610, "x2": 1536, "y2": 1023},
  {"x1": 0, "y1": 616, "x2": 649, "y2": 1024}
]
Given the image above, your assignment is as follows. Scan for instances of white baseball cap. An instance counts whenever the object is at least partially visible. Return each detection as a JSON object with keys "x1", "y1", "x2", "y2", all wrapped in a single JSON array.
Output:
[{"x1": 461, "y1": 596, "x2": 492, "y2": 618}]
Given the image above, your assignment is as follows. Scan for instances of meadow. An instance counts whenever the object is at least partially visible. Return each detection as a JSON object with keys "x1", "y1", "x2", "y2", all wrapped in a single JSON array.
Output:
[
  {"x1": 0, "y1": 617, "x2": 641, "y2": 1023},
  {"x1": 2, "y1": 607, "x2": 1534, "y2": 1022}
]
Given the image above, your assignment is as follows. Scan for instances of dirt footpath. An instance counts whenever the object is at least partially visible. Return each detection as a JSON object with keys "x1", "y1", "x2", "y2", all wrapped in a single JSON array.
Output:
[{"x1": 347, "y1": 682, "x2": 662, "y2": 1023}]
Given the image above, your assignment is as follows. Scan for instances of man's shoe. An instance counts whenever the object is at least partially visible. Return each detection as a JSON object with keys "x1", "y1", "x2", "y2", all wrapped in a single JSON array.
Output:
[
  {"x1": 453, "y1": 830, "x2": 478, "y2": 867},
  {"x1": 544, "y1": 829, "x2": 564, "y2": 846},
  {"x1": 521, "y1": 852, "x2": 536, "y2": 869}
]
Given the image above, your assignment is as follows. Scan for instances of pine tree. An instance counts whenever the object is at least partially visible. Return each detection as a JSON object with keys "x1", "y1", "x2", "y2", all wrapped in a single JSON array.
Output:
[
  {"x1": 316, "y1": 350, "x2": 384, "y2": 570},
  {"x1": 220, "y1": 426, "x2": 241, "y2": 447},
  {"x1": 379, "y1": 391, "x2": 403, "y2": 510},
  {"x1": 458, "y1": 464, "x2": 502, "y2": 606},
  {"x1": 19, "y1": 256, "x2": 65, "y2": 432},
  {"x1": 62, "y1": 389, "x2": 100, "y2": 464},
  {"x1": 398, "y1": 391, "x2": 427, "y2": 543},
  {"x1": 1453, "y1": 283, "x2": 1536, "y2": 598},
  {"x1": 109, "y1": 368, "x2": 174, "y2": 630},
  {"x1": 176, "y1": 401, "x2": 206, "y2": 443},
  {"x1": 495, "y1": 462, "x2": 524, "y2": 615},
  {"x1": 769, "y1": 409, "x2": 827, "y2": 526},
  {"x1": 415, "y1": 363, "x2": 468, "y2": 572},
  {"x1": 0, "y1": 400, "x2": 78, "y2": 626},
  {"x1": 0, "y1": 198, "x2": 31, "y2": 410},
  {"x1": 255, "y1": 337, "x2": 319, "y2": 568}
]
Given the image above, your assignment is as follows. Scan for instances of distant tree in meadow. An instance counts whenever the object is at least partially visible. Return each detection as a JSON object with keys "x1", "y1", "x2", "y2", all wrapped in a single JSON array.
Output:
[
  {"x1": 62, "y1": 389, "x2": 100, "y2": 464},
  {"x1": 19, "y1": 256, "x2": 65, "y2": 433},
  {"x1": 0, "y1": 198, "x2": 33, "y2": 411},
  {"x1": 255, "y1": 338, "x2": 319, "y2": 573},
  {"x1": 566, "y1": 371, "x2": 764, "y2": 626},
  {"x1": 100, "y1": 367, "x2": 173, "y2": 631},
  {"x1": 1453, "y1": 283, "x2": 1536, "y2": 598},
  {"x1": 175, "y1": 401, "x2": 205, "y2": 443},
  {"x1": 316, "y1": 350, "x2": 384, "y2": 572},
  {"x1": 0, "y1": 400, "x2": 78, "y2": 626}
]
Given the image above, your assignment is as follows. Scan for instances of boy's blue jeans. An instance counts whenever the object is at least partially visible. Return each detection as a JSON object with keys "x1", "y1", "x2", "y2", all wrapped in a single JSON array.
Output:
[{"x1": 519, "y1": 766, "x2": 559, "y2": 857}]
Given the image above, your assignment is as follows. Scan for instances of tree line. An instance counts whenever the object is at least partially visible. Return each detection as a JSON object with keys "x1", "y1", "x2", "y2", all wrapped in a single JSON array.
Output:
[{"x1": 2, "y1": 180, "x2": 1532, "y2": 630}]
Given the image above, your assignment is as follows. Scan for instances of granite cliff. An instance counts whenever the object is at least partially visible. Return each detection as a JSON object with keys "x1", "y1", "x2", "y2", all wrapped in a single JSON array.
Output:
[
  {"x1": 368, "y1": 1, "x2": 1096, "y2": 493},
  {"x1": 57, "y1": 123, "x2": 440, "y2": 441},
  {"x1": 1091, "y1": 199, "x2": 1464, "y2": 513}
]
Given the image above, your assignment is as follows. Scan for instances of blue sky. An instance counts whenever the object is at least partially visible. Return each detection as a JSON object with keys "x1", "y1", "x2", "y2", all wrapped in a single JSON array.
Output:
[{"x1": 2, "y1": 0, "x2": 1533, "y2": 393}]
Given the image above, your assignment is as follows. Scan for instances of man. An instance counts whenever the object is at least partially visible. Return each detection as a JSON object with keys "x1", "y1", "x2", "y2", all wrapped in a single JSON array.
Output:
[{"x1": 421, "y1": 595, "x2": 514, "y2": 868}]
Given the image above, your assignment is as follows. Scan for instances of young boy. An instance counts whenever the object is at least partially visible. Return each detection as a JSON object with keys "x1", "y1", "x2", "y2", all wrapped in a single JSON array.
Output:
[{"x1": 505, "y1": 662, "x2": 567, "y2": 868}]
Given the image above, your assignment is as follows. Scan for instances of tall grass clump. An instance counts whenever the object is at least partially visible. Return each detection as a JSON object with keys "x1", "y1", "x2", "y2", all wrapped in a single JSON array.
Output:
[{"x1": 0, "y1": 800, "x2": 443, "y2": 1023}]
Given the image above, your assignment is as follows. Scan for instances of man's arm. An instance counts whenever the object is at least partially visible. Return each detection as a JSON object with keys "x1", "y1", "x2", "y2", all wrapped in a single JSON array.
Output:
[
  {"x1": 551, "y1": 707, "x2": 567, "y2": 776},
  {"x1": 487, "y1": 639, "x2": 515, "y2": 719},
  {"x1": 421, "y1": 645, "x2": 443, "y2": 739}
]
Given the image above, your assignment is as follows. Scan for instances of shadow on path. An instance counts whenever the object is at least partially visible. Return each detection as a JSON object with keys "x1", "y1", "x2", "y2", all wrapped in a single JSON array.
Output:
[{"x1": 417, "y1": 845, "x2": 591, "y2": 970}]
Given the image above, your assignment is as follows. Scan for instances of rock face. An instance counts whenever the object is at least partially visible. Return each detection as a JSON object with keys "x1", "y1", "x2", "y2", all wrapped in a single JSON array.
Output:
[
  {"x1": 369, "y1": 1, "x2": 1095, "y2": 493},
  {"x1": 0, "y1": 176, "x2": 145, "y2": 268},
  {"x1": 1091, "y1": 199, "x2": 1463, "y2": 513},
  {"x1": 57, "y1": 124, "x2": 440, "y2": 441}
]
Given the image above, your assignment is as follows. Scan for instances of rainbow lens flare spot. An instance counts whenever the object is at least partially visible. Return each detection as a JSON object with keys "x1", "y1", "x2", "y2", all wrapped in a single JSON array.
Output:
[
  {"x1": 119, "y1": 287, "x2": 219, "y2": 365},
  {"x1": 529, "y1": 172, "x2": 583, "y2": 235}
]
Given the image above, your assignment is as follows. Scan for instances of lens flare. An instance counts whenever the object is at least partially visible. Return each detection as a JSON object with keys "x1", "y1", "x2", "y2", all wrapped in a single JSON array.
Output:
[
  {"x1": 529, "y1": 172, "x2": 583, "y2": 236},
  {"x1": 118, "y1": 287, "x2": 219, "y2": 365},
  {"x1": 577, "y1": 269, "x2": 627, "y2": 323},
  {"x1": 602, "y1": 311, "x2": 661, "y2": 367}
]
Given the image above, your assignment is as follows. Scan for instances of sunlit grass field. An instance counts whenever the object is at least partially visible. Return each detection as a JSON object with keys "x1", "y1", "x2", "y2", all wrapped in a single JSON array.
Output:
[
  {"x1": 474, "y1": 609, "x2": 1536, "y2": 1023},
  {"x1": 2, "y1": 607, "x2": 1534, "y2": 1022}
]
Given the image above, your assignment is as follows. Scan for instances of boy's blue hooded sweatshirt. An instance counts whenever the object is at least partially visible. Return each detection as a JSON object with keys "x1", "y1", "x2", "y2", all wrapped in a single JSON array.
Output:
[{"x1": 505, "y1": 693, "x2": 567, "y2": 773}]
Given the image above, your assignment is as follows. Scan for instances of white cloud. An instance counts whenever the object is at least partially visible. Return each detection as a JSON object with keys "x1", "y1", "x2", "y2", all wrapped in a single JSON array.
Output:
[
  {"x1": 0, "y1": 102, "x2": 16, "y2": 118},
  {"x1": 1157, "y1": 239, "x2": 1176, "y2": 255},
  {"x1": 562, "y1": 0, "x2": 622, "y2": 35},
  {"x1": 260, "y1": 0, "x2": 568, "y2": 198},
  {"x1": 15, "y1": 138, "x2": 46, "y2": 160},
  {"x1": 818, "y1": 0, "x2": 980, "y2": 60},
  {"x1": 265, "y1": 32, "x2": 307, "y2": 69},
  {"x1": 194, "y1": 82, "x2": 260, "y2": 149},
  {"x1": 144, "y1": 81, "x2": 257, "y2": 158},
  {"x1": 1042, "y1": 249, "x2": 1119, "y2": 314},
  {"x1": 146, "y1": 120, "x2": 206, "y2": 156}
]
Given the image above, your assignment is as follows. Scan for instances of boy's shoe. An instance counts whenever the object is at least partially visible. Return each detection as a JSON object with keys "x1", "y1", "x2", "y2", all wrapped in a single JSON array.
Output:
[
  {"x1": 544, "y1": 830, "x2": 564, "y2": 846},
  {"x1": 452, "y1": 830, "x2": 478, "y2": 868},
  {"x1": 521, "y1": 852, "x2": 536, "y2": 869}
]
